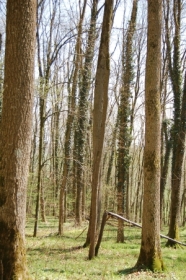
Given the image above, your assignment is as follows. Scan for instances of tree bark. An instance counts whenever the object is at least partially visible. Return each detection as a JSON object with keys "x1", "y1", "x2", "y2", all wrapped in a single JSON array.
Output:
[
  {"x1": 160, "y1": 120, "x2": 172, "y2": 226},
  {"x1": 88, "y1": 0, "x2": 113, "y2": 260},
  {"x1": 116, "y1": 0, "x2": 138, "y2": 242},
  {"x1": 167, "y1": 71, "x2": 186, "y2": 246},
  {"x1": 136, "y1": 0, "x2": 164, "y2": 271},
  {"x1": 164, "y1": 0, "x2": 185, "y2": 246},
  {"x1": 33, "y1": 94, "x2": 46, "y2": 236},
  {"x1": 0, "y1": 0, "x2": 36, "y2": 278},
  {"x1": 75, "y1": 0, "x2": 98, "y2": 226}
]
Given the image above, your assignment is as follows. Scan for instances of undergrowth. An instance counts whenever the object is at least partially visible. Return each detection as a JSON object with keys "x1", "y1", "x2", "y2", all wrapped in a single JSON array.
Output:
[{"x1": 26, "y1": 217, "x2": 186, "y2": 279}]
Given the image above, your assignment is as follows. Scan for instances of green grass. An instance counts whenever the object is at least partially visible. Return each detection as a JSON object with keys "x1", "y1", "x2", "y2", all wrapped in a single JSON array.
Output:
[{"x1": 26, "y1": 217, "x2": 186, "y2": 279}]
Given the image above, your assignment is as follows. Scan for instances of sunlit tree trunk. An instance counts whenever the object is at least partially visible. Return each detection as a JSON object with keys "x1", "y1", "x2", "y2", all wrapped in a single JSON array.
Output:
[
  {"x1": 27, "y1": 100, "x2": 38, "y2": 215},
  {"x1": 88, "y1": 0, "x2": 113, "y2": 260},
  {"x1": 75, "y1": 0, "x2": 98, "y2": 226},
  {"x1": 0, "y1": 0, "x2": 36, "y2": 277},
  {"x1": 160, "y1": 119, "x2": 172, "y2": 225},
  {"x1": 167, "y1": 70, "x2": 186, "y2": 245},
  {"x1": 33, "y1": 79, "x2": 48, "y2": 236},
  {"x1": 164, "y1": 0, "x2": 186, "y2": 246},
  {"x1": 51, "y1": 94, "x2": 62, "y2": 216},
  {"x1": 117, "y1": 0, "x2": 138, "y2": 242},
  {"x1": 134, "y1": 148, "x2": 144, "y2": 223},
  {"x1": 160, "y1": 23, "x2": 172, "y2": 226},
  {"x1": 105, "y1": 118, "x2": 118, "y2": 209},
  {"x1": 136, "y1": 0, "x2": 164, "y2": 271},
  {"x1": 58, "y1": 73, "x2": 76, "y2": 235}
]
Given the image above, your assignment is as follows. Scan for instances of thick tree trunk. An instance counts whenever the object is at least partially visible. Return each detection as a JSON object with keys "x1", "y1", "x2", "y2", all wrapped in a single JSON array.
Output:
[
  {"x1": 136, "y1": 0, "x2": 164, "y2": 271},
  {"x1": 0, "y1": 0, "x2": 36, "y2": 278}
]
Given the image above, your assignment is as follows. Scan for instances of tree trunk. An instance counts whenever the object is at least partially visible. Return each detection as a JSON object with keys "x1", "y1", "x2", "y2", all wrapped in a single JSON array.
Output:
[
  {"x1": 134, "y1": 150, "x2": 144, "y2": 223},
  {"x1": 0, "y1": 0, "x2": 36, "y2": 278},
  {"x1": 51, "y1": 99, "x2": 61, "y2": 216},
  {"x1": 75, "y1": 0, "x2": 98, "y2": 226},
  {"x1": 160, "y1": 120, "x2": 172, "y2": 226},
  {"x1": 105, "y1": 118, "x2": 118, "y2": 210},
  {"x1": 88, "y1": 0, "x2": 113, "y2": 260},
  {"x1": 40, "y1": 176, "x2": 46, "y2": 222},
  {"x1": 117, "y1": 0, "x2": 138, "y2": 242},
  {"x1": 167, "y1": 71, "x2": 186, "y2": 246},
  {"x1": 33, "y1": 95, "x2": 46, "y2": 236},
  {"x1": 164, "y1": 0, "x2": 186, "y2": 246},
  {"x1": 136, "y1": 0, "x2": 164, "y2": 271}
]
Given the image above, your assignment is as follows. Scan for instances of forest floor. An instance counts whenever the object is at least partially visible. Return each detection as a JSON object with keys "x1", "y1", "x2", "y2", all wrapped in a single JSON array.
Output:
[{"x1": 26, "y1": 217, "x2": 186, "y2": 280}]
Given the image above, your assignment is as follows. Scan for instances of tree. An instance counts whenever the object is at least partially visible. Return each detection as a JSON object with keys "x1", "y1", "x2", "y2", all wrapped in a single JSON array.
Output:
[
  {"x1": 88, "y1": 0, "x2": 113, "y2": 260},
  {"x1": 75, "y1": 0, "x2": 98, "y2": 226},
  {"x1": 164, "y1": 0, "x2": 186, "y2": 246},
  {"x1": 0, "y1": 32, "x2": 2, "y2": 120},
  {"x1": 135, "y1": 0, "x2": 164, "y2": 271},
  {"x1": 116, "y1": 0, "x2": 138, "y2": 243},
  {"x1": 160, "y1": 13, "x2": 172, "y2": 225},
  {"x1": 0, "y1": 0, "x2": 36, "y2": 278},
  {"x1": 160, "y1": 119, "x2": 172, "y2": 225}
]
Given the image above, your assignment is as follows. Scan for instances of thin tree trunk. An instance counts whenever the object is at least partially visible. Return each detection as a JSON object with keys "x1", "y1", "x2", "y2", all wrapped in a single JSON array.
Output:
[
  {"x1": 160, "y1": 120, "x2": 172, "y2": 226},
  {"x1": 40, "y1": 176, "x2": 46, "y2": 222},
  {"x1": 164, "y1": 0, "x2": 186, "y2": 246},
  {"x1": 117, "y1": 0, "x2": 138, "y2": 242},
  {"x1": 134, "y1": 150, "x2": 144, "y2": 223},
  {"x1": 75, "y1": 0, "x2": 98, "y2": 226},
  {"x1": 167, "y1": 71, "x2": 186, "y2": 245},
  {"x1": 105, "y1": 118, "x2": 118, "y2": 210},
  {"x1": 88, "y1": 0, "x2": 113, "y2": 260},
  {"x1": 33, "y1": 95, "x2": 46, "y2": 236}
]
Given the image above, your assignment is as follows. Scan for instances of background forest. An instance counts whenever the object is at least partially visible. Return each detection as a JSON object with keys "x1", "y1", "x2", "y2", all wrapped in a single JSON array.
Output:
[
  {"x1": 0, "y1": 0, "x2": 186, "y2": 278},
  {"x1": 0, "y1": 0, "x2": 186, "y2": 236}
]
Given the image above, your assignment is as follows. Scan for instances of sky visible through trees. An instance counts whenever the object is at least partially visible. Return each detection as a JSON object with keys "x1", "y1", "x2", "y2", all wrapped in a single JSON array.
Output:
[{"x1": 0, "y1": 0, "x2": 186, "y2": 277}]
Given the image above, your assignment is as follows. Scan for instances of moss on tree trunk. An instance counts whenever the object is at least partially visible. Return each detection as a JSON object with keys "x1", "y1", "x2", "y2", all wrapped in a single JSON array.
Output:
[
  {"x1": 136, "y1": 246, "x2": 165, "y2": 272},
  {"x1": 0, "y1": 222, "x2": 30, "y2": 279}
]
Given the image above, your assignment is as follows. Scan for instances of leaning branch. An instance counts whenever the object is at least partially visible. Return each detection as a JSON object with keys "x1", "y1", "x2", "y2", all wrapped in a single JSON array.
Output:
[{"x1": 107, "y1": 211, "x2": 186, "y2": 246}]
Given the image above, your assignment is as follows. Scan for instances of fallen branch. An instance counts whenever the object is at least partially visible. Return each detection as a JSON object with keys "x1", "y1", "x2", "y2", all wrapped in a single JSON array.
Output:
[
  {"x1": 107, "y1": 211, "x2": 186, "y2": 246},
  {"x1": 75, "y1": 227, "x2": 87, "y2": 240}
]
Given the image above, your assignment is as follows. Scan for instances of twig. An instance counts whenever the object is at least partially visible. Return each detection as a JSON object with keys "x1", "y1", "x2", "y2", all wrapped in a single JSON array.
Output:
[{"x1": 75, "y1": 227, "x2": 87, "y2": 240}]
